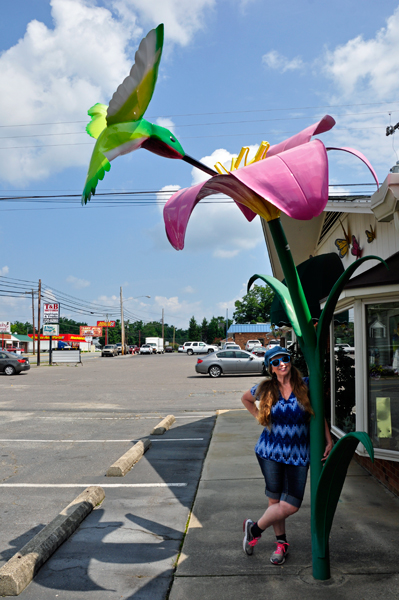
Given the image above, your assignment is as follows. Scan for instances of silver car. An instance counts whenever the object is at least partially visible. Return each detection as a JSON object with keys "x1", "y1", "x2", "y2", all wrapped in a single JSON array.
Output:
[
  {"x1": 101, "y1": 344, "x2": 117, "y2": 357},
  {"x1": 195, "y1": 349, "x2": 265, "y2": 378}
]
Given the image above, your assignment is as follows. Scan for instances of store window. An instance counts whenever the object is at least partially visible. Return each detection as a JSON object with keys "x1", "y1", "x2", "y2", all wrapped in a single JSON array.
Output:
[
  {"x1": 333, "y1": 310, "x2": 355, "y2": 433},
  {"x1": 367, "y1": 301, "x2": 399, "y2": 451}
]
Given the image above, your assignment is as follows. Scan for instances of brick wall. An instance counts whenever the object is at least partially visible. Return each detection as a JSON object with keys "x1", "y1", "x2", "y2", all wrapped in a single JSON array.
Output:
[
  {"x1": 233, "y1": 332, "x2": 278, "y2": 349},
  {"x1": 355, "y1": 454, "x2": 399, "y2": 498}
]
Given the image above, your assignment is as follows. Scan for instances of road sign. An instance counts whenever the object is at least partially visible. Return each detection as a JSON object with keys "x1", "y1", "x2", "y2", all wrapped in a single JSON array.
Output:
[
  {"x1": 43, "y1": 303, "x2": 60, "y2": 323},
  {"x1": 43, "y1": 324, "x2": 59, "y2": 336},
  {"x1": 80, "y1": 326, "x2": 103, "y2": 337},
  {"x1": 97, "y1": 321, "x2": 116, "y2": 328},
  {"x1": 0, "y1": 321, "x2": 10, "y2": 333}
]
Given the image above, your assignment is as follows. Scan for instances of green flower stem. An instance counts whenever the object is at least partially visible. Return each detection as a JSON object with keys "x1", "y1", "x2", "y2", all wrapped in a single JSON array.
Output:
[{"x1": 267, "y1": 217, "x2": 329, "y2": 579}]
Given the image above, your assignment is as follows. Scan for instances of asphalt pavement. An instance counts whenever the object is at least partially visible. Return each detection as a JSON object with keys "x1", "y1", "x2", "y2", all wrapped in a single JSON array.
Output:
[
  {"x1": 169, "y1": 409, "x2": 399, "y2": 600},
  {"x1": 0, "y1": 352, "x2": 261, "y2": 598}
]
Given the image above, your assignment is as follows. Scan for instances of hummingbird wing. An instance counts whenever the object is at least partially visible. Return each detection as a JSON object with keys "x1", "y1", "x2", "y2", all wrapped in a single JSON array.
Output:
[
  {"x1": 86, "y1": 103, "x2": 108, "y2": 139},
  {"x1": 106, "y1": 24, "x2": 164, "y2": 125},
  {"x1": 81, "y1": 144, "x2": 111, "y2": 205}
]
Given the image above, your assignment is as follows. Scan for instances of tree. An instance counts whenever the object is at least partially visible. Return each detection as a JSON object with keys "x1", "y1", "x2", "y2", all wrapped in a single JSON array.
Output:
[
  {"x1": 201, "y1": 318, "x2": 208, "y2": 342},
  {"x1": 233, "y1": 284, "x2": 275, "y2": 324},
  {"x1": 188, "y1": 316, "x2": 200, "y2": 340},
  {"x1": 11, "y1": 321, "x2": 32, "y2": 335}
]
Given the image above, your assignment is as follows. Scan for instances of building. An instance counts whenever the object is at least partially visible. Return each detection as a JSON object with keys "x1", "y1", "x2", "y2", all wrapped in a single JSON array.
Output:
[
  {"x1": 262, "y1": 170, "x2": 399, "y2": 497},
  {"x1": 226, "y1": 323, "x2": 276, "y2": 348},
  {"x1": 27, "y1": 334, "x2": 93, "y2": 352}
]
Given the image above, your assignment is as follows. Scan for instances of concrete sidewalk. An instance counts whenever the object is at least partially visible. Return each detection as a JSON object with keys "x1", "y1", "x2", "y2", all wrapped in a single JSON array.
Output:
[{"x1": 170, "y1": 409, "x2": 399, "y2": 600}]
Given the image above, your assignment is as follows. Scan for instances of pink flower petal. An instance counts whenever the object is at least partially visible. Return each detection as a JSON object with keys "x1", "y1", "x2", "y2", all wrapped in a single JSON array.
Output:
[
  {"x1": 326, "y1": 147, "x2": 379, "y2": 188},
  {"x1": 267, "y1": 115, "x2": 336, "y2": 157}
]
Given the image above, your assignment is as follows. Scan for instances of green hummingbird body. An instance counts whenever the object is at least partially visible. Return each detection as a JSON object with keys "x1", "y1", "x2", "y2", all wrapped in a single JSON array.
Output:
[{"x1": 81, "y1": 24, "x2": 185, "y2": 205}]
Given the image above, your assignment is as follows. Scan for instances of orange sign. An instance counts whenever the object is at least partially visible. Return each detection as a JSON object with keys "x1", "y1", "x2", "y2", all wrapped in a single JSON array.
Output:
[
  {"x1": 80, "y1": 326, "x2": 103, "y2": 336},
  {"x1": 97, "y1": 321, "x2": 116, "y2": 328}
]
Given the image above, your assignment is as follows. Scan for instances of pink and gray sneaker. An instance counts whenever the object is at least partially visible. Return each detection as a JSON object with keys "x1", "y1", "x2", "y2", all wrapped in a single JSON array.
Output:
[
  {"x1": 243, "y1": 519, "x2": 261, "y2": 555},
  {"x1": 270, "y1": 540, "x2": 289, "y2": 565}
]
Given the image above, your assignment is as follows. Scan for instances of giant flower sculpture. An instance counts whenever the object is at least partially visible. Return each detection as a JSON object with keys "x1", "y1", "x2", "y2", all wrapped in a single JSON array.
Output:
[
  {"x1": 164, "y1": 115, "x2": 378, "y2": 250},
  {"x1": 163, "y1": 116, "x2": 384, "y2": 581}
]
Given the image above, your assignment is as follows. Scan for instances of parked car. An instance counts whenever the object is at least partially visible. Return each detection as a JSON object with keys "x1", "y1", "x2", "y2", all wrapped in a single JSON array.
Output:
[
  {"x1": 165, "y1": 346, "x2": 174, "y2": 353},
  {"x1": 5, "y1": 347, "x2": 23, "y2": 355},
  {"x1": 115, "y1": 343, "x2": 129, "y2": 355},
  {"x1": 129, "y1": 345, "x2": 139, "y2": 354},
  {"x1": 0, "y1": 350, "x2": 30, "y2": 375},
  {"x1": 140, "y1": 344, "x2": 153, "y2": 355},
  {"x1": 251, "y1": 346, "x2": 268, "y2": 357},
  {"x1": 184, "y1": 341, "x2": 218, "y2": 355},
  {"x1": 266, "y1": 339, "x2": 280, "y2": 350},
  {"x1": 222, "y1": 342, "x2": 239, "y2": 350},
  {"x1": 178, "y1": 345, "x2": 184, "y2": 352},
  {"x1": 245, "y1": 339, "x2": 262, "y2": 351},
  {"x1": 101, "y1": 344, "x2": 118, "y2": 357},
  {"x1": 195, "y1": 349, "x2": 265, "y2": 378}
]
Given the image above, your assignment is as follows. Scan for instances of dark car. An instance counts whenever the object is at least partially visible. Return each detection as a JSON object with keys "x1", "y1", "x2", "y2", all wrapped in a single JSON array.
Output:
[
  {"x1": 165, "y1": 346, "x2": 174, "y2": 353},
  {"x1": 0, "y1": 351, "x2": 30, "y2": 375}
]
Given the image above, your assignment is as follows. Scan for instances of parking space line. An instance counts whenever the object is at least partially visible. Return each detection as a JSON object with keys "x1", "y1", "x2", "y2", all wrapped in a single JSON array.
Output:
[
  {"x1": 0, "y1": 483, "x2": 187, "y2": 488},
  {"x1": 0, "y1": 438, "x2": 204, "y2": 442}
]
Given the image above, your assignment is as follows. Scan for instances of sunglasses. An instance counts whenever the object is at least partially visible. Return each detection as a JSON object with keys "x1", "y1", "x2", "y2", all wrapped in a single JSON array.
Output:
[{"x1": 270, "y1": 356, "x2": 291, "y2": 367}]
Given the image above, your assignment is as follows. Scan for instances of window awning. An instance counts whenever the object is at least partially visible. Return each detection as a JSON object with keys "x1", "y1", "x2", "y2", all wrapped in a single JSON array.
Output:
[
  {"x1": 270, "y1": 253, "x2": 346, "y2": 326},
  {"x1": 344, "y1": 251, "x2": 399, "y2": 289}
]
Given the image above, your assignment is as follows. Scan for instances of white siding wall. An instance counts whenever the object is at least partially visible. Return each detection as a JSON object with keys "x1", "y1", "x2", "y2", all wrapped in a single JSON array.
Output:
[{"x1": 315, "y1": 212, "x2": 399, "y2": 275}]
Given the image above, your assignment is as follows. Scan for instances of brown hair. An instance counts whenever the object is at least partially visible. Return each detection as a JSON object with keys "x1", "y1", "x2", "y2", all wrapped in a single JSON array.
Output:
[{"x1": 257, "y1": 365, "x2": 314, "y2": 427}]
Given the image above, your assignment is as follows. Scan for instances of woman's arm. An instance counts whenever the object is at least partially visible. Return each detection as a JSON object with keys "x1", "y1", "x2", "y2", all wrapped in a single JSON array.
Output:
[
  {"x1": 322, "y1": 418, "x2": 334, "y2": 462},
  {"x1": 241, "y1": 389, "x2": 259, "y2": 419}
]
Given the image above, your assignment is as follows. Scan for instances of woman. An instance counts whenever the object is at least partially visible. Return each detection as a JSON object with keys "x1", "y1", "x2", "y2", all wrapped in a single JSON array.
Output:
[{"x1": 241, "y1": 345, "x2": 333, "y2": 565}]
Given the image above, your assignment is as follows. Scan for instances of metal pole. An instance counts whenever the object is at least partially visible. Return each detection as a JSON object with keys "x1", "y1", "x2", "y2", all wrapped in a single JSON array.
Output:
[
  {"x1": 162, "y1": 308, "x2": 164, "y2": 353},
  {"x1": 226, "y1": 309, "x2": 228, "y2": 341},
  {"x1": 105, "y1": 314, "x2": 108, "y2": 345},
  {"x1": 37, "y1": 280, "x2": 41, "y2": 366},
  {"x1": 120, "y1": 287, "x2": 125, "y2": 355},
  {"x1": 32, "y1": 290, "x2": 35, "y2": 356}
]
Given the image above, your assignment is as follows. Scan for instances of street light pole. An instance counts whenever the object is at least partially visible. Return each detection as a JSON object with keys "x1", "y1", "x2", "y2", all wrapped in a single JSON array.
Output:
[{"x1": 120, "y1": 287, "x2": 125, "y2": 355}]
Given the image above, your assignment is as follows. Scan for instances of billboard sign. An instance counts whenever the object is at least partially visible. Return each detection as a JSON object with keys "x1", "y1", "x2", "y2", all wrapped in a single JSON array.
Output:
[
  {"x1": 43, "y1": 323, "x2": 59, "y2": 336},
  {"x1": 0, "y1": 321, "x2": 11, "y2": 333},
  {"x1": 80, "y1": 326, "x2": 103, "y2": 337},
  {"x1": 43, "y1": 303, "x2": 60, "y2": 323},
  {"x1": 97, "y1": 321, "x2": 116, "y2": 328}
]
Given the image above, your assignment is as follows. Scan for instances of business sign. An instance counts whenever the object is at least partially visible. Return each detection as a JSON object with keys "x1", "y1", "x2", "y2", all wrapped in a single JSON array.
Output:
[
  {"x1": 80, "y1": 326, "x2": 103, "y2": 337},
  {"x1": 85, "y1": 336, "x2": 93, "y2": 343},
  {"x1": 97, "y1": 321, "x2": 116, "y2": 328},
  {"x1": 43, "y1": 303, "x2": 60, "y2": 323},
  {"x1": 43, "y1": 323, "x2": 59, "y2": 336},
  {"x1": 0, "y1": 321, "x2": 11, "y2": 333}
]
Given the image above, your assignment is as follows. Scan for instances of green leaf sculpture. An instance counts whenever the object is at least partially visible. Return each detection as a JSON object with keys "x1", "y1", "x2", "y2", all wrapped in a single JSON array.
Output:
[{"x1": 314, "y1": 432, "x2": 374, "y2": 559}]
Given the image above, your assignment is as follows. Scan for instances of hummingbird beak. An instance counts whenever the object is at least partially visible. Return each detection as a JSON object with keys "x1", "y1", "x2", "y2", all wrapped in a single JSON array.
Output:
[{"x1": 182, "y1": 154, "x2": 218, "y2": 177}]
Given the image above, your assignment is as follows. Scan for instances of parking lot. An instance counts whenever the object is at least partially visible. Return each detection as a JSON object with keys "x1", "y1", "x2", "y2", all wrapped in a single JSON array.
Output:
[{"x1": 0, "y1": 352, "x2": 264, "y2": 599}]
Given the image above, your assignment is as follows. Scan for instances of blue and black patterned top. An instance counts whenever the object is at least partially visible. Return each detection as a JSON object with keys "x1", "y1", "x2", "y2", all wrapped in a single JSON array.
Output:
[{"x1": 250, "y1": 377, "x2": 310, "y2": 466}]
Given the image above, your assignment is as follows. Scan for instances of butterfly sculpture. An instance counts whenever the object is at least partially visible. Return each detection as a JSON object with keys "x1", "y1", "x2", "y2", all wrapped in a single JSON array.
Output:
[
  {"x1": 334, "y1": 220, "x2": 351, "y2": 259},
  {"x1": 365, "y1": 224, "x2": 376, "y2": 243},
  {"x1": 351, "y1": 235, "x2": 362, "y2": 259}
]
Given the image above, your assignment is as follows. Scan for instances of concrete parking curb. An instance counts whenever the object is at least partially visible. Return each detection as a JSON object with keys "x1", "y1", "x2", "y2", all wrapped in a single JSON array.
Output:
[
  {"x1": 106, "y1": 438, "x2": 151, "y2": 476},
  {"x1": 0, "y1": 485, "x2": 105, "y2": 596},
  {"x1": 151, "y1": 414, "x2": 176, "y2": 435}
]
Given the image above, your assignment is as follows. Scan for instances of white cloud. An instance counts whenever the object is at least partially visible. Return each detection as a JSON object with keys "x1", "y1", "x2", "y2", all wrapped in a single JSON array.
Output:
[
  {"x1": 183, "y1": 285, "x2": 195, "y2": 293},
  {"x1": 0, "y1": 266, "x2": 9, "y2": 276},
  {"x1": 153, "y1": 294, "x2": 202, "y2": 320},
  {"x1": 216, "y1": 282, "x2": 247, "y2": 313},
  {"x1": 117, "y1": 0, "x2": 215, "y2": 46},
  {"x1": 262, "y1": 50, "x2": 304, "y2": 72},
  {"x1": 155, "y1": 117, "x2": 176, "y2": 136},
  {"x1": 0, "y1": 0, "x2": 140, "y2": 184},
  {"x1": 66, "y1": 275, "x2": 90, "y2": 289},
  {"x1": 321, "y1": 7, "x2": 399, "y2": 173}
]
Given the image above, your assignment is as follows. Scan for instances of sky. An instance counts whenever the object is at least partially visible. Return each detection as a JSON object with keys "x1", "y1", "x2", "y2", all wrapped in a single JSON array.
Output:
[{"x1": 1, "y1": 0, "x2": 399, "y2": 330}]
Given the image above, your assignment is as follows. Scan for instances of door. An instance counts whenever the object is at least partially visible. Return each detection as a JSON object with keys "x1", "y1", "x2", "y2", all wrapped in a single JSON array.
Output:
[{"x1": 235, "y1": 351, "x2": 263, "y2": 373}]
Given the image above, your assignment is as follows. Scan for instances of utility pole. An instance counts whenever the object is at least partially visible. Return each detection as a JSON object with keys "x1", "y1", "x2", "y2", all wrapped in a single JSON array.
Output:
[
  {"x1": 162, "y1": 308, "x2": 164, "y2": 352},
  {"x1": 31, "y1": 289, "x2": 36, "y2": 356},
  {"x1": 37, "y1": 279, "x2": 41, "y2": 366},
  {"x1": 105, "y1": 313, "x2": 108, "y2": 345},
  {"x1": 173, "y1": 326, "x2": 175, "y2": 347},
  {"x1": 120, "y1": 287, "x2": 125, "y2": 355}
]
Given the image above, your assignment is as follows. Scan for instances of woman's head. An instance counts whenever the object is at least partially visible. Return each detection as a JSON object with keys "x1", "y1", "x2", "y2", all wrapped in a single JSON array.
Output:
[{"x1": 264, "y1": 345, "x2": 291, "y2": 376}]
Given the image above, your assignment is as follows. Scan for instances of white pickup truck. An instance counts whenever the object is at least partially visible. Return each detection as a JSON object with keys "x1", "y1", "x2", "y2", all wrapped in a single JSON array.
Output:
[{"x1": 183, "y1": 341, "x2": 218, "y2": 355}]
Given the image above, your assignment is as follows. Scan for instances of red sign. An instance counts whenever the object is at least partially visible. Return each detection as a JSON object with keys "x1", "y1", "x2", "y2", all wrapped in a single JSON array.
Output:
[
  {"x1": 97, "y1": 321, "x2": 116, "y2": 328},
  {"x1": 80, "y1": 326, "x2": 103, "y2": 337}
]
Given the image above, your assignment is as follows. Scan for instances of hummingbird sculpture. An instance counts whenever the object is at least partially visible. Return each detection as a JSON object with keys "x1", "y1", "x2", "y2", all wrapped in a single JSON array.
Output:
[{"x1": 82, "y1": 24, "x2": 215, "y2": 204}]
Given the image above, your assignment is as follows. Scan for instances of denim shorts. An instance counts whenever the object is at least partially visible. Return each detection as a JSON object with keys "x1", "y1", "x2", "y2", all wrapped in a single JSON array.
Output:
[{"x1": 256, "y1": 455, "x2": 309, "y2": 508}]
